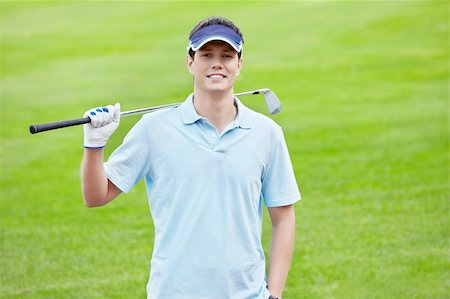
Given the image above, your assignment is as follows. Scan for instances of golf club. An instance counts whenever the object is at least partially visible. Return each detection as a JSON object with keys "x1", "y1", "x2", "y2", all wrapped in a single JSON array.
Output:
[
  {"x1": 234, "y1": 88, "x2": 282, "y2": 115},
  {"x1": 29, "y1": 88, "x2": 282, "y2": 134}
]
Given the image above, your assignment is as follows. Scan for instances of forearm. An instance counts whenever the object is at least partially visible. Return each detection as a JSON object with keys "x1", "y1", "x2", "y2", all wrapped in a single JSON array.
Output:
[
  {"x1": 81, "y1": 148, "x2": 110, "y2": 207},
  {"x1": 267, "y1": 208, "x2": 295, "y2": 297}
]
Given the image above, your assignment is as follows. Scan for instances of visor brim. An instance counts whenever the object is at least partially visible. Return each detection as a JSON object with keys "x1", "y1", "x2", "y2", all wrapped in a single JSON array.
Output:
[{"x1": 189, "y1": 36, "x2": 243, "y2": 53}]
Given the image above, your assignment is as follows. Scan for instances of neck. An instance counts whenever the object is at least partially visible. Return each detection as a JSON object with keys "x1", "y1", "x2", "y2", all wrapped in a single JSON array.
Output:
[{"x1": 193, "y1": 89, "x2": 237, "y2": 134}]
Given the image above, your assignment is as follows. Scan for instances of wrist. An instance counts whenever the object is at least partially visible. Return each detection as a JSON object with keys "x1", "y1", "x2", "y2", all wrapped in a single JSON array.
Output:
[
  {"x1": 267, "y1": 288, "x2": 281, "y2": 299},
  {"x1": 267, "y1": 287, "x2": 281, "y2": 299},
  {"x1": 83, "y1": 133, "x2": 108, "y2": 148}
]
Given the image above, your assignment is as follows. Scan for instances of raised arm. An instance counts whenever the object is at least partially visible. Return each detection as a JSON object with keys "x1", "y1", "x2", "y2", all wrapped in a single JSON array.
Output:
[
  {"x1": 81, "y1": 103, "x2": 122, "y2": 207},
  {"x1": 266, "y1": 204, "x2": 296, "y2": 298}
]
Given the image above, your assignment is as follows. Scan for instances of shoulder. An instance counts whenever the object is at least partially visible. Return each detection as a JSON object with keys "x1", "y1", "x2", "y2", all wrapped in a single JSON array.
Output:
[
  {"x1": 135, "y1": 106, "x2": 183, "y2": 135},
  {"x1": 253, "y1": 111, "x2": 281, "y2": 128},
  {"x1": 245, "y1": 108, "x2": 283, "y2": 137},
  {"x1": 125, "y1": 106, "x2": 179, "y2": 143},
  {"x1": 140, "y1": 106, "x2": 179, "y2": 125}
]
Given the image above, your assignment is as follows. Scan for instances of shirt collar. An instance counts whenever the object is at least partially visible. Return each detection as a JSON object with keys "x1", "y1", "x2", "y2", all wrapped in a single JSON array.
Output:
[
  {"x1": 178, "y1": 94, "x2": 202, "y2": 124},
  {"x1": 233, "y1": 97, "x2": 253, "y2": 129},
  {"x1": 178, "y1": 94, "x2": 253, "y2": 129}
]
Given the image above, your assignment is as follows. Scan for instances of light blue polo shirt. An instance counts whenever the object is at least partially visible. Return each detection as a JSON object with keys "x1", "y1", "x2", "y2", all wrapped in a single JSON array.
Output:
[{"x1": 104, "y1": 94, "x2": 300, "y2": 299}]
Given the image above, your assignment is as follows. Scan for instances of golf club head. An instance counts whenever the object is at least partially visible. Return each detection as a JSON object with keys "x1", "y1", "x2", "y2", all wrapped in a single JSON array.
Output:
[{"x1": 262, "y1": 90, "x2": 282, "y2": 114}]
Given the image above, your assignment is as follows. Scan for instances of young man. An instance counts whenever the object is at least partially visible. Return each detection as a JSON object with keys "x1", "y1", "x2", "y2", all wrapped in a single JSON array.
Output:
[{"x1": 81, "y1": 16, "x2": 300, "y2": 299}]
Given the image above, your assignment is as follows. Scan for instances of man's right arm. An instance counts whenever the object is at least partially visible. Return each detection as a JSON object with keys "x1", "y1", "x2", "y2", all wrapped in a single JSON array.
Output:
[
  {"x1": 82, "y1": 148, "x2": 121, "y2": 207},
  {"x1": 81, "y1": 103, "x2": 122, "y2": 207}
]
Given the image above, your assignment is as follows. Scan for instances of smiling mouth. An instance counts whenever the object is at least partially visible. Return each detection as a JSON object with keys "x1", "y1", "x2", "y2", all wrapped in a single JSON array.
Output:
[{"x1": 207, "y1": 74, "x2": 226, "y2": 79}]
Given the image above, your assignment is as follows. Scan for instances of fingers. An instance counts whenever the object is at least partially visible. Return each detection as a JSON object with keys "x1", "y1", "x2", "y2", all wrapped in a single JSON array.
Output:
[
  {"x1": 92, "y1": 107, "x2": 110, "y2": 127},
  {"x1": 85, "y1": 104, "x2": 119, "y2": 128},
  {"x1": 83, "y1": 103, "x2": 121, "y2": 148}
]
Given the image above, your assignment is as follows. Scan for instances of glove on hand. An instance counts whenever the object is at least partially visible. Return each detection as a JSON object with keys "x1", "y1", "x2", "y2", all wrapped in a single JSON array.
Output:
[{"x1": 83, "y1": 103, "x2": 120, "y2": 148}]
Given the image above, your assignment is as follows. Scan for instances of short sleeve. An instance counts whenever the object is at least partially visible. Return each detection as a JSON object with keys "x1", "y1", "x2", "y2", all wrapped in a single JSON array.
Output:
[
  {"x1": 104, "y1": 118, "x2": 152, "y2": 193},
  {"x1": 262, "y1": 125, "x2": 301, "y2": 207}
]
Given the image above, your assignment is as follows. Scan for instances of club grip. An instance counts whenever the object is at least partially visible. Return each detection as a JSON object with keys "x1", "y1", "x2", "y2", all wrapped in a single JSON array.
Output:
[{"x1": 29, "y1": 117, "x2": 91, "y2": 134}]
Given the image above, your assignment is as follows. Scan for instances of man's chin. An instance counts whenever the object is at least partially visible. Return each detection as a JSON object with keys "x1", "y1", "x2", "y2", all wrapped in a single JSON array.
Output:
[{"x1": 206, "y1": 87, "x2": 234, "y2": 95}]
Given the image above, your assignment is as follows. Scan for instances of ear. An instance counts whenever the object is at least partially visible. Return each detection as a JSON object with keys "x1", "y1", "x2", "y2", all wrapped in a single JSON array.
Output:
[
  {"x1": 186, "y1": 55, "x2": 194, "y2": 75},
  {"x1": 235, "y1": 57, "x2": 243, "y2": 76}
]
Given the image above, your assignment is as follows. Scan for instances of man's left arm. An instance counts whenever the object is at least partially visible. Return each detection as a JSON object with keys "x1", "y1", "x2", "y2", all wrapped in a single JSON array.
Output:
[{"x1": 266, "y1": 204, "x2": 296, "y2": 298}]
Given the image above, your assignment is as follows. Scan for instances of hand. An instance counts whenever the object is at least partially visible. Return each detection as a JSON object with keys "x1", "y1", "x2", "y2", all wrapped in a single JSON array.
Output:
[{"x1": 83, "y1": 103, "x2": 120, "y2": 148}]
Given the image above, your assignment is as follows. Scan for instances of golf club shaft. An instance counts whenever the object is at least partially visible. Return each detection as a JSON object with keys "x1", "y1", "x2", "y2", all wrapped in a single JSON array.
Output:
[
  {"x1": 29, "y1": 103, "x2": 180, "y2": 134},
  {"x1": 29, "y1": 89, "x2": 272, "y2": 134},
  {"x1": 234, "y1": 89, "x2": 269, "y2": 97}
]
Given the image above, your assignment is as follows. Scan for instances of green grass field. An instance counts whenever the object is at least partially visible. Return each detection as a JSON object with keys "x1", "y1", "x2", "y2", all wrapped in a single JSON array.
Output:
[{"x1": 1, "y1": 1, "x2": 448, "y2": 298}]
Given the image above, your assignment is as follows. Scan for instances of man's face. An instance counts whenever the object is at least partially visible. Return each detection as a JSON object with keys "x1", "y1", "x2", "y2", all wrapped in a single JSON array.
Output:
[{"x1": 187, "y1": 41, "x2": 242, "y2": 94}]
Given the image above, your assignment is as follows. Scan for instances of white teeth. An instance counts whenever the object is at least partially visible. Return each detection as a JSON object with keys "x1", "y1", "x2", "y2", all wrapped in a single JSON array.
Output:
[{"x1": 209, "y1": 75, "x2": 224, "y2": 79}]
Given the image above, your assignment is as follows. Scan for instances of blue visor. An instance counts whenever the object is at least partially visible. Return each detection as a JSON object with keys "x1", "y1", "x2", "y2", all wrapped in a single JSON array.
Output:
[{"x1": 188, "y1": 24, "x2": 243, "y2": 53}]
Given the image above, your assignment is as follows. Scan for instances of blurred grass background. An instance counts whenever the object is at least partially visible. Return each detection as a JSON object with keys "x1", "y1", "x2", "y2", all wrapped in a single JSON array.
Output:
[{"x1": 0, "y1": 1, "x2": 448, "y2": 298}]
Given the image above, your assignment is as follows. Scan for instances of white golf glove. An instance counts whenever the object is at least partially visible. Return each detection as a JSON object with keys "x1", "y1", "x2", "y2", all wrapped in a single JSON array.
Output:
[{"x1": 83, "y1": 103, "x2": 120, "y2": 148}]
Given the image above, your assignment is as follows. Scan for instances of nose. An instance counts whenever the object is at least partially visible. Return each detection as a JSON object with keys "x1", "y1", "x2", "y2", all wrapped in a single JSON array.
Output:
[{"x1": 211, "y1": 57, "x2": 224, "y2": 69}]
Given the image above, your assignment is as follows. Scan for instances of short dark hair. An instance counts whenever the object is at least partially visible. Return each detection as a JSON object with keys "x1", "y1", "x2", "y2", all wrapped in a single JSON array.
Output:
[{"x1": 188, "y1": 16, "x2": 244, "y2": 59}]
